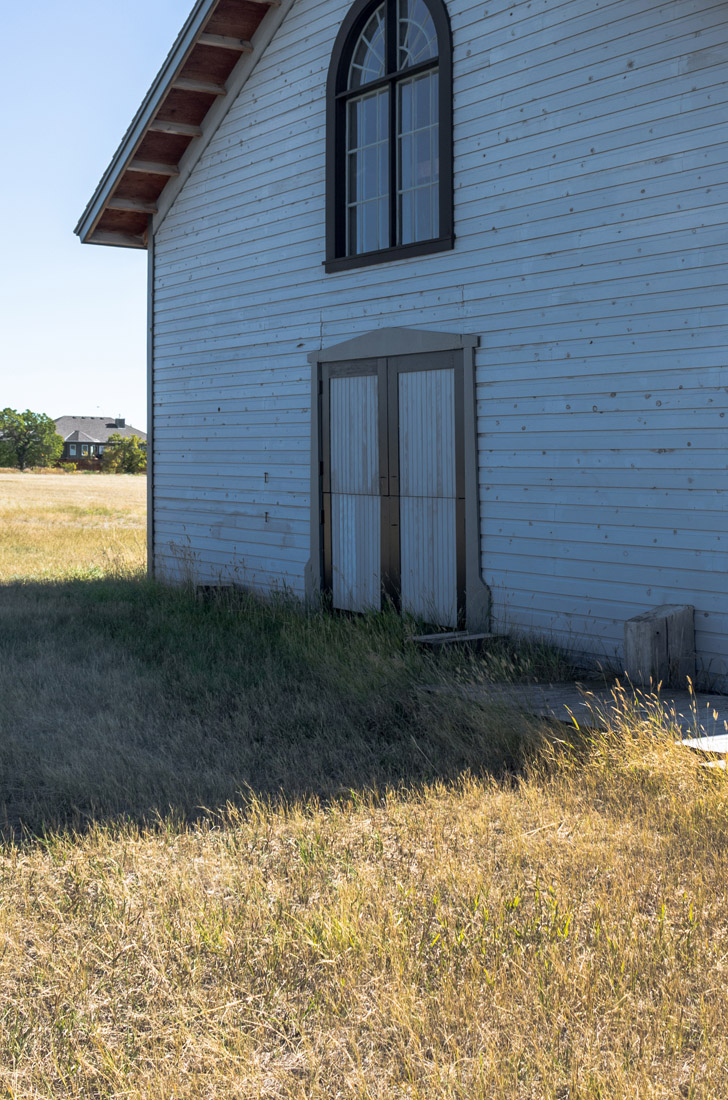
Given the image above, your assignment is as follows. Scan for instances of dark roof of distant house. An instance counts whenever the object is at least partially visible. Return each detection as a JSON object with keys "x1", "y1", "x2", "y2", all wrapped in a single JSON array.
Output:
[
  {"x1": 64, "y1": 430, "x2": 98, "y2": 443},
  {"x1": 55, "y1": 417, "x2": 147, "y2": 444}
]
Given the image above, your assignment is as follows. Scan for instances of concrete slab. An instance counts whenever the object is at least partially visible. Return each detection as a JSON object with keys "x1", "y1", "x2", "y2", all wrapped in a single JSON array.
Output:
[
  {"x1": 425, "y1": 681, "x2": 728, "y2": 742},
  {"x1": 679, "y1": 734, "x2": 728, "y2": 756}
]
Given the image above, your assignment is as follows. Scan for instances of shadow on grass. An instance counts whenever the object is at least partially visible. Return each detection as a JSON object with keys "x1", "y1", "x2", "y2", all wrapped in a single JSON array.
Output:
[{"x1": 0, "y1": 575, "x2": 550, "y2": 841}]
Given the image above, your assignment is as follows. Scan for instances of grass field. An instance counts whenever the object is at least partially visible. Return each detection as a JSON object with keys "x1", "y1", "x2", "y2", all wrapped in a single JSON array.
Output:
[
  {"x1": 1, "y1": 472, "x2": 727, "y2": 1098},
  {"x1": 0, "y1": 471, "x2": 146, "y2": 579}
]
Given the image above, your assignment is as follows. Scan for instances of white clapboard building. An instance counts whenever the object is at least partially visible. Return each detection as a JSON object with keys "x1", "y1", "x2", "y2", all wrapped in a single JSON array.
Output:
[{"x1": 76, "y1": 0, "x2": 727, "y2": 686}]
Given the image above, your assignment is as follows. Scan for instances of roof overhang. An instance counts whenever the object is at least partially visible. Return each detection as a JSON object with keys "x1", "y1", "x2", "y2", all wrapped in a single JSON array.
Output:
[{"x1": 75, "y1": 0, "x2": 284, "y2": 250}]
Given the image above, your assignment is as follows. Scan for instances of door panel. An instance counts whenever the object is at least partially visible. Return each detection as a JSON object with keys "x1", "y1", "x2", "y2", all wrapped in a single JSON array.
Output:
[
  {"x1": 398, "y1": 369, "x2": 456, "y2": 497},
  {"x1": 399, "y1": 496, "x2": 457, "y2": 626},
  {"x1": 331, "y1": 493, "x2": 381, "y2": 612},
  {"x1": 328, "y1": 373, "x2": 382, "y2": 612},
  {"x1": 329, "y1": 375, "x2": 379, "y2": 494},
  {"x1": 397, "y1": 368, "x2": 457, "y2": 627}
]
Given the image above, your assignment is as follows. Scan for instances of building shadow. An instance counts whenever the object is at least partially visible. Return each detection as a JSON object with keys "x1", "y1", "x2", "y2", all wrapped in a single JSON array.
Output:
[{"x1": 0, "y1": 575, "x2": 541, "y2": 842}]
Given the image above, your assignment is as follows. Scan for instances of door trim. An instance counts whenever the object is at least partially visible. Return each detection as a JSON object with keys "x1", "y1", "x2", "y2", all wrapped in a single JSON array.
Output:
[{"x1": 307, "y1": 328, "x2": 489, "y2": 631}]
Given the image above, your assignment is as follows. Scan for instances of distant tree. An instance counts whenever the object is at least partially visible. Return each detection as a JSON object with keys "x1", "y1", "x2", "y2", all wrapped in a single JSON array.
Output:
[
  {"x1": 0, "y1": 409, "x2": 64, "y2": 470},
  {"x1": 101, "y1": 434, "x2": 147, "y2": 474}
]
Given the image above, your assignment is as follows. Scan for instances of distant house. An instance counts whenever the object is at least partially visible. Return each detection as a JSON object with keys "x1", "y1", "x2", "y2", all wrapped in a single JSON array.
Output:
[{"x1": 55, "y1": 417, "x2": 147, "y2": 463}]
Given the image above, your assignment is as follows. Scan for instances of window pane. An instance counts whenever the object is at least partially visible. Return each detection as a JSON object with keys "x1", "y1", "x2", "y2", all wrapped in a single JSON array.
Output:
[
  {"x1": 379, "y1": 196, "x2": 389, "y2": 247},
  {"x1": 347, "y1": 151, "x2": 358, "y2": 203},
  {"x1": 399, "y1": 79, "x2": 412, "y2": 134},
  {"x1": 399, "y1": 133, "x2": 413, "y2": 191},
  {"x1": 397, "y1": 70, "x2": 438, "y2": 245},
  {"x1": 415, "y1": 186, "x2": 433, "y2": 240},
  {"x1": 362, "y1": 145, "x2": 379, "y2": 200},
  {"x1": 399, "y1": 189, "x2": 415, "y2": 245},
  {"x1": 362, "y1": 93, "x2": 380, "y2": 146},
  {"x1": 347, "y1": 88, "x2": 389, "y2": 254},
  {"x1": 414, "y1": 72, "x2": 432, "y2": 130},
  {"x1": 363, "y1": 201, "x2": 379, "y2": 253},
  {"x1": 398, "y1": 0, "x2": 437, "y2": 69},
  {"x1": 348, "y1": 4, "x2": 386, "y2": 89},
  {"x1": 415, "y1": 127, "x2": 437, "y2": 185}
]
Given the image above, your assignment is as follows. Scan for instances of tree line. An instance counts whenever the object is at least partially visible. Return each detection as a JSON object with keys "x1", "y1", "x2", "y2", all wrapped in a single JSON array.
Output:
[{"x1": 0, "y1": 409, "x2": 146, "y2": 473}]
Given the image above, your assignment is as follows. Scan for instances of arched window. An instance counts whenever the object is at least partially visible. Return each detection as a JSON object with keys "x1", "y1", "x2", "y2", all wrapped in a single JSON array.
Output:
[{"x1": 326, "y1": 0, "x2": 453, "y2": 271}]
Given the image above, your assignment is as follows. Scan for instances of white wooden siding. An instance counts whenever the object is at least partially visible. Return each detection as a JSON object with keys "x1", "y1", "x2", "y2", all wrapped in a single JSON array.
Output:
[{"x1": 152, "y1": 0, "x2": 728, "y2": 687}]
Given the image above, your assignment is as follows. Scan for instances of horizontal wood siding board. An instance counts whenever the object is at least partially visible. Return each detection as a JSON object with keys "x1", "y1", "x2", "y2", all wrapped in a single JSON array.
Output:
[{"x1": 152, "y1": 0, "x2": 728, "y2": 681}]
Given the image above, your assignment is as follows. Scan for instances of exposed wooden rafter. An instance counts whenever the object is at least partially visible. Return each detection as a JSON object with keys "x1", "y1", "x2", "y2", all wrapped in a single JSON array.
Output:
[
  {"x1": 198, "y1": 32, "x2": 253, "y2": 51},
  {"x1": 90, "y1": 231, "x2": 147, "y2": 249},
  {"x1": 128, "y1": 160, "x2": 180, "y2": 176},
  {"x1": 76, "y1": 0, "x2": 287, "y2": 249},
  {"x1": 173, "y1": 76, "x2": 227, "y2": 95},
  {"x1": 108, "y1": 198, "x2": 159, "y2": 214},
  {"x1": 148, "y1": 119, "x2": 203, "y2": 137}
]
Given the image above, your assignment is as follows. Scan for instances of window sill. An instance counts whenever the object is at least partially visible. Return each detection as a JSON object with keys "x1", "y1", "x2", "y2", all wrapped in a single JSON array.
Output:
[{"x1": 324, "y1": 234, "x2": 454, "y2": 273}]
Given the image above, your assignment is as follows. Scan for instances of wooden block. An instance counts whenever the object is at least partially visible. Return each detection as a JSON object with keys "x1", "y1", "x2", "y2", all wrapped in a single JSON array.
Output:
[{"x1": 624, "y1": 604, "x2": 695, "y2": 688}]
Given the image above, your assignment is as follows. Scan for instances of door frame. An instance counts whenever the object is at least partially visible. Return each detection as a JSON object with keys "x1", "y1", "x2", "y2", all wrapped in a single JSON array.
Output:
[{"x1": 307, "y1": 327, "x2": 490, "y2": 631}]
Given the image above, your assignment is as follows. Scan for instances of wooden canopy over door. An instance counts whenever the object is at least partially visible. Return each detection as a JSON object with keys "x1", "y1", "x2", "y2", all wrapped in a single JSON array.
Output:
[{"x1": 320, "y1": 350, "x2": 465, "y2": 627}]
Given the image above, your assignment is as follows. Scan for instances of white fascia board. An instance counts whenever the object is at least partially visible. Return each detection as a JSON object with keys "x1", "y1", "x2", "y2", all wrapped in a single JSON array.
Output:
[
  {"x1": 153, "y1": 0, "x2": 297, "y2": 234},
  {"x1": 74, "y1": 0, "x2": 219, "y2": 245}
]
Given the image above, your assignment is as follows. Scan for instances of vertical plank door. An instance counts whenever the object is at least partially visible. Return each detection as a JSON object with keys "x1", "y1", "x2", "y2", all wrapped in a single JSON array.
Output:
[
  {"x1": 394, "y1": 365, "x2": 458, "y2": 627},
  {"x1": 327, "y1": 372, "x2": 382, "y2": 612}
]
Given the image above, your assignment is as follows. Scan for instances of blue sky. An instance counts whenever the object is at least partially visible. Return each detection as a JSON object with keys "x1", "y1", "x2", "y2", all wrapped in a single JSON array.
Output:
[{"x1": 0, "y1": 0, "x2": 194, "y2": 432}]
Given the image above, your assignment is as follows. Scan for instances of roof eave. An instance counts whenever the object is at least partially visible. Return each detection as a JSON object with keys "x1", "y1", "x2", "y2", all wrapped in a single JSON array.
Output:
[{"x1": 74, "y1": 0, "x2": 219, "y2": 247}]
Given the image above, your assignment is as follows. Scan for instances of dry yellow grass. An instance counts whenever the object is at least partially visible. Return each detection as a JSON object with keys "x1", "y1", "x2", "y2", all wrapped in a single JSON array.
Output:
[
  {"x1": 1, "y1": 474, "x2": 727, "y2": 1098},
  {"x1": 3, "y1": 746, "x2": 728, "y2": 1099},
  {"x1": 0, "y1": 472, "x2": 146, "y2": 580}
]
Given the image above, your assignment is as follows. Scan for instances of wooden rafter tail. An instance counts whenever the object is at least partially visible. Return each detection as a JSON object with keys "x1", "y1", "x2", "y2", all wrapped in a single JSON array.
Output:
[
  {"x1": 127, "y1": 160, "x2": 180, "y2": 176},
  {"x1": 198, "y1": 32, "x2": 254, "y2": 51},
  {"x1": 88, "y1": 230, "x2": 146, "y2": 249},
  {"x1": 148, "y1": 119, "x2": 203, "y2": 137},
  {"x1": 173, "y1": 77, "x2": 227, "y2": 95},
  {"x1": 107, "y1": 198, "x2": 159, "y2": 214}
]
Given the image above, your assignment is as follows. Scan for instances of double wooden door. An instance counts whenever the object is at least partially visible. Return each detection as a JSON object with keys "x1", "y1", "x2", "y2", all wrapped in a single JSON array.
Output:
[{"x1": 320, "y1": 350, "x2": 465, "y2": 627}]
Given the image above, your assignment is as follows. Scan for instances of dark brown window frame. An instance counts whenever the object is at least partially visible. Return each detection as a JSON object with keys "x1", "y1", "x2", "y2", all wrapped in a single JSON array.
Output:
[{"x1": 325, "y1": 0, "x2": 454, "y2": 273}]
